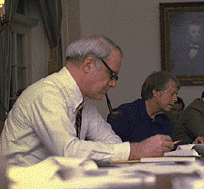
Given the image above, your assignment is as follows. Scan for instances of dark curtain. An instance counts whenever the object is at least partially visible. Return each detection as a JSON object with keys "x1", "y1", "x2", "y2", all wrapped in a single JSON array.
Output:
[
  {"x1": 38, "y1": 0, "x2": 63, "y2": 75},
  {"x1": 0, "y1": 0, "x2": 19, "y2": 121}
]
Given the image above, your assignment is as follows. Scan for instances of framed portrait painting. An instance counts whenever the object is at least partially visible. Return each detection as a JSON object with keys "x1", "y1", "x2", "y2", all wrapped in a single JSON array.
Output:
[{"x1": 160, "y1": 2, "x2": 204, "y2": 85}]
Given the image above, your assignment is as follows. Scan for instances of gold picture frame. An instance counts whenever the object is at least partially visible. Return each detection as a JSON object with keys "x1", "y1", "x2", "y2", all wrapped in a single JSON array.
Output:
[{"x1": 160, "y1": 2, "x2": 204, "y2": 86}]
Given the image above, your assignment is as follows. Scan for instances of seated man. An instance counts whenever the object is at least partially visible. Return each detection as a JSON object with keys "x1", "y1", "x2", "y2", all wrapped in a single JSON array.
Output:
[
  {"x1": 170, "y1": 97, "x2": 185, "y2": 120},
  {"x1": 165, "y1": 96, "x2": 185, "y2": 131},
  {"x1": 173, "y1": 91, "x2": 204, "y2": 145},
  {"x1": 1, "y1": 35, "x2": 174, "y2": 167},
  {"x1": 107, "y1": 71, "x2": 180, "y2": 143}
]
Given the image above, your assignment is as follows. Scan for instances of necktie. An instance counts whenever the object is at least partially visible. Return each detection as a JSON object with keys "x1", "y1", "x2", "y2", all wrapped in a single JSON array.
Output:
[{"x1": 76, "y1": 106, "x2": 83, "y2": 138}]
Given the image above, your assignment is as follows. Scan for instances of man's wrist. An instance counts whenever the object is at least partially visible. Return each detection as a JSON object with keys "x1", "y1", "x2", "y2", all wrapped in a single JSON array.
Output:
[{"x1": 129, "y1": 142, "x2": 142, "y2": 160}]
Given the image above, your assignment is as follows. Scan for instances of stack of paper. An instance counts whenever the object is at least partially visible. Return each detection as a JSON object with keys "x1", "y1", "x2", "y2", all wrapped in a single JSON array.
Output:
[
  {"x1": 141, "y1": 156, "x2": 196, "y2": 163},
  {"x1": 164, "y1": 144, "x2": 204, "y2": 157}
]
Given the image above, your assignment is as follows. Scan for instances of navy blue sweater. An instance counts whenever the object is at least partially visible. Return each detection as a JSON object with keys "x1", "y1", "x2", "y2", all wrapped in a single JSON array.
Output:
[{"x1": 107, "y1": 99, "x2": 172, "y2": 142}]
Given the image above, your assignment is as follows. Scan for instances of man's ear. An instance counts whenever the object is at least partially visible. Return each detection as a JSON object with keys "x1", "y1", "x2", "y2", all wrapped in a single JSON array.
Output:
[
  {"x1": 83, "y1": 56, "x2": 95, "y2": 73},
  {"x1": 152, "y1": 89, "x2": 160, "y2": 98}
]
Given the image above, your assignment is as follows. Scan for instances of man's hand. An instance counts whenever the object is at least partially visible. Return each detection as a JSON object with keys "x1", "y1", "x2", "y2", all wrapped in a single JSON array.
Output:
[
  {"x1": 129, "y1": 134, "x2": 174, "y2": 160},
  {"x1": 193, "y1": 136, "x2": 204, "y2": 144}
]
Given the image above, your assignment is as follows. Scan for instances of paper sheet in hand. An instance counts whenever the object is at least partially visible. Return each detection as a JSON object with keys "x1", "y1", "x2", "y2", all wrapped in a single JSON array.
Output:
[{"x1": 164, "y1": 144, "x2": 204, "y2": 157}]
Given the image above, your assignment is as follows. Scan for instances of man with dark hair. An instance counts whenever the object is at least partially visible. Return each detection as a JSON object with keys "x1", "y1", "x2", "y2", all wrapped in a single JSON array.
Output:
[
  {"x1": 165, "y1": 97, "x2": 185, "y2": 138},
  {"x1": 1, "y1": 36, "x2": 174, "y2": 167},
  {"x1": 173, "y1": 91, "x2": 204, "y2": 144},
  {"x1": 107, "y1": 71, "x2": 180, "y2": 143},
  {"x1": 170, "y1": 97, "x2": 185, "y2": 120}
]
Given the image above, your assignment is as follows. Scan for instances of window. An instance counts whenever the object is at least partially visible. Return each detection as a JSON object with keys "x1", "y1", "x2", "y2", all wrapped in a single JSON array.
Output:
[
  {"x1": 9, "y1": 32, "x2": 27, "y2": 110},
  {"x1": 8, "y1": 0, "x2": 38, "y2": 110}
]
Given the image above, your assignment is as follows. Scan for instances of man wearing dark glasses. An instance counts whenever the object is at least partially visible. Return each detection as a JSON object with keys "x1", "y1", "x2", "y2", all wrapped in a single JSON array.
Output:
[{"x1": 1, "y1": 35, "x2": 173, "y2": 167}]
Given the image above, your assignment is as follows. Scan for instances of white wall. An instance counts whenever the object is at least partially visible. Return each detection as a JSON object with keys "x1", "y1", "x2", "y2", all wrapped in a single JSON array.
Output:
[{"x1": 80, "y1": 0, "x2": 204, "y2": 119}]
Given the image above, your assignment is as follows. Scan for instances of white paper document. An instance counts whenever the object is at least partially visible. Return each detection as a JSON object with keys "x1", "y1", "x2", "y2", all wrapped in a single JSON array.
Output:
[
  {"x1": 164, "y1": 144, "x2": 204, "y2": 157},
  {"x1": 141, "y1": 156, "x2": 196, "y2": 162}
]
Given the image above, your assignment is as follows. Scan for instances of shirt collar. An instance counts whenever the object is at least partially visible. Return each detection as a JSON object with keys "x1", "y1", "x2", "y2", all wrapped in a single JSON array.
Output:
[
  {"x1": 57, "y1": 67, "x2": 85, "y2": 112},
  {"x1": 140, "y1": 99, "x2": 166, "y2": 123}
]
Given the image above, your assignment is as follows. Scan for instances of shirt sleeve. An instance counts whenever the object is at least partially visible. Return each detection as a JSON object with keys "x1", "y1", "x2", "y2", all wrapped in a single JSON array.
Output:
[
  {"x1": 181, "y1": 108, "x2": 204, "y2": 138},
  {"x1": 172, "y1": 120, "x2": 194, "y2": 145}
]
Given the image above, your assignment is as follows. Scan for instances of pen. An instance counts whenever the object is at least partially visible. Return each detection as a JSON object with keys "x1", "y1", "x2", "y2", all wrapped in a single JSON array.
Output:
[
  {"x1": 112, "y1": 159, "x2": 141, "y2": 164},
  {"x1": 173, "y1": 140, "x2": 182, "y2": 145}
]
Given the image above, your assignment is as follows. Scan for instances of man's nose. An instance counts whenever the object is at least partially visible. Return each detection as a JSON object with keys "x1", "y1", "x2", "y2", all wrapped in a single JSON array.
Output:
[
  {"x1": 109, "y1": 79, "x2": 117, "y2": 88},
  {"x1": 173, "y1": 95, "x2": 178, "y2": 102}
]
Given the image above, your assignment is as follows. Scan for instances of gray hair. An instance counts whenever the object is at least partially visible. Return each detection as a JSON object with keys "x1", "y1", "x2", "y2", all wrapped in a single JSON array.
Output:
[
  {"x1": 141, "y1": 71, "x2": 181, "y2": 100},
  {"x1": 65, "y1": 35, "x2": 123, "y2": 68}
]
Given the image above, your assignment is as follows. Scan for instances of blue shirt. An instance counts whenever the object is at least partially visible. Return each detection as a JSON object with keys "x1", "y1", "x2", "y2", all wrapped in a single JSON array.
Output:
[{"x1": 107, "y1": 99, "x2": 172, "y2": 142}]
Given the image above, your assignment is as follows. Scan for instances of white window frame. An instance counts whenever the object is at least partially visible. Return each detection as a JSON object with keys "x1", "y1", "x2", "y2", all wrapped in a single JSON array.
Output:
[
  {"x1": 9, "y1": 9, "x2": 38, "y2": 109},
  {"x1": 10, "y1": 31, "x2": 28, "y2": 97}
]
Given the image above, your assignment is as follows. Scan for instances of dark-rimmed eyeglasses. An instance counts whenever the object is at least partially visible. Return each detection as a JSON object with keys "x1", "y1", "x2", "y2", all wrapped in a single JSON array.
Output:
[{"x1": 99, "y1": 58, "x2": 118, "y2": 81}]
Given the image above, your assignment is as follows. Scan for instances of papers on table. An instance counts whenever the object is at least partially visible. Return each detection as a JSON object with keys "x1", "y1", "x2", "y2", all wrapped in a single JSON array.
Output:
[
  {"x1": 7, "y1": 156, "x2": 157, "y2": 189},
  {"x1": 7, "y1": 156, "x2": 99, "y2": 189},
  {"x1": 6, "y1": 144, "x2": 204, "y2": 189},
  {"x1": 141, "y1": 156, "x2": 196, "y2": 163},
  {"x1": 7, "y1": 156, "x2": 204, "y2": 189},
  {"x1": 164, "y1": 144, "x2": 204, "y2": 157}
]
